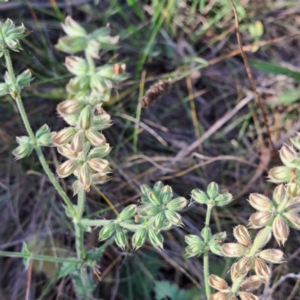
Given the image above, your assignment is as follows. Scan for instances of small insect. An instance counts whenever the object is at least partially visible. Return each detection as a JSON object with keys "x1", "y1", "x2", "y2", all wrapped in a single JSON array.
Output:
[
  {"x1": 113, "y1": 63, "x2": 126, "y2": 75},
  {"x1": 134, "y1": 215, "x2": 139, "y2": 224},
  {"x1": 214, "y1": 238, "x2": 223, "y2": 243}
]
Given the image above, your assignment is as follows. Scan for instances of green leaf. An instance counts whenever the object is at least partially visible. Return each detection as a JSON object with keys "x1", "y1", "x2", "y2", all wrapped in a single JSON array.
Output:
[
  {"x1": 272, "y1": 88, "x2": 300, "y2": 106},
  {"x1": 21, "y1": 242, "x2": 31, "y2": 270},
  {"x1": 154, "y1": 281, "x2": 201, "y2": 300},
  {"x1": 249, "y1": 59, "x2": 300, "y2": 82},
  {"x1": 58, "y1": 261, "x2": 79, "y2": 278}
]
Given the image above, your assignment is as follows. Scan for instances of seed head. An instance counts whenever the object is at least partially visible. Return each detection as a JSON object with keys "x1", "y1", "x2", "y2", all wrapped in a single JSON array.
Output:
[
  {"x1": 273, "y1": 216, "x2": 289, "y2": 246},
  {"x1": 141, "y1": 80, "x2": 172, "y2": 108},
  {"x1": 208, "y1": 275, "x2": 229, "y2": 291},
  {"x1": 240, "y1": 275, "x2": 262, "y2": 292},
  {"x1": 259, "y1": 249, "x2": 284, "y2": 264},
  {"x1": 221, "y1": 243, "x2": 246, "y2": 257},
  {"x1": 254, "y1": 257, "x2": 271, "y2": 283},
  {"x1": 233, "y1": 225, "x2": 251, "y2": 247}
]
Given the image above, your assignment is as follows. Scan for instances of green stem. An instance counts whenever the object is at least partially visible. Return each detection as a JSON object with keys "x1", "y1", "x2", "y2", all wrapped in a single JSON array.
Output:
[
  {"x1": 203, "y1": 204, "x2": 213, "y2": 298},
  {"x1": 75, "y1": 190, "x2": 86, "y2": 260},
  {"x1": 0, "y1": 250, "x2": 79, "y2": 264},
  {"x1": 3, "y1": 49, "x2": 75, "y2": 215},
  {"x1": 81, "y1": 219, "x2": 111, "y2": 226},
  {"x1": 85, "y1": 50, "x2": 95, "y2": 75}
]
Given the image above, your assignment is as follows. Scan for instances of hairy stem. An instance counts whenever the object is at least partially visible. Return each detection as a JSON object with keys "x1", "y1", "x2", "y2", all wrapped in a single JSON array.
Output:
[
  {"x1": 75, "y1": 190, "x2": 86, "y2": 260},
  {"x1": 203, "y1": 204, "x2": 213, "y2": 298},
  {"x1": 0, "y1": 250, "x2": 79, "y2": 263},
  {"x1": 3, "y1": 49, "x2": 75, "y2": 215}
]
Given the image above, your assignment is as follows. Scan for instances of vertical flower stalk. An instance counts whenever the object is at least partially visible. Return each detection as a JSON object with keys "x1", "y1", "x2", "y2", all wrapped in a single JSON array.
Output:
[{"x1": 0, "y1": 19, "x2": 75, "y2": 215}]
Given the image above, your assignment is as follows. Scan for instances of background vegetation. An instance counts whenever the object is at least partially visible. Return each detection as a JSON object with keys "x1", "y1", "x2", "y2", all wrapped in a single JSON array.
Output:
[{"x1": 1, "y1": 0, "x2": 300, "y2": 299}]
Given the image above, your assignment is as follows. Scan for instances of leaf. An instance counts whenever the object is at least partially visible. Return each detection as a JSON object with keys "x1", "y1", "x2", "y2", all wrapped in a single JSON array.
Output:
[
  {"x1": 249, "y1": 59, "x2": 300, "y2": 82},
  {"x1": 58, "y1": 261, "x2": 80, "y2": 278},
  {"x1": 272, "y1": 88, "x2": 300, "y2": 106},
  {"x1": 21, "y1": 242, "x2": 31, "y2": 270},
  {"x1": 154, "y1": 281, "x2": 202, "y2": 300}
]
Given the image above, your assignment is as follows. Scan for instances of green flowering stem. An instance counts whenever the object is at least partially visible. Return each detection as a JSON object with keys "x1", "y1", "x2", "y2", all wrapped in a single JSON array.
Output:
[
  {"x1": 2, "y1": 47, "x2": 75, "y2": 215},
  {"x1": 85, "y1": 49, "x2": 95, "y2": 75},
  {"x1": 0, "y1": 250, "x2": 80, "y2": 264},
  {"x1": 203, "y1": 204, "x2": 213, "y2": 298},
  {"x1": 75, "y1": 190, "x2": 86, "y2": 260},
  {"x1": 248, "y1": 225, "x2": 272, "y2": 256},
  {"x1": 81, "y1": 219, "x2": 111, "y2": 226},
  {"x1": 230, "y1": 275, "x2": 245, "y2": 295},
  {"x1": 231, "y1": 226, "x2": 273, "y2": 295}
]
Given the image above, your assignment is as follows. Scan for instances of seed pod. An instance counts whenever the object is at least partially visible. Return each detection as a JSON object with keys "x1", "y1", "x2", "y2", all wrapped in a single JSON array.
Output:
[
  {"x1": 88, "y1": 158, "x2": 109, "y2": 173},
  {"x1": 61, "y1": 16, "x2": 87, "y2": 37},
  {"x1": 221, "y1": 243, "x2": 246, "y2": 257},
  {"x1": 153, "y1": 212, "x2": 165, "y2": 230},
  {"x1": 268, "y1": 166, "x2": 291, "y2": 183},
  {"x1": 273, "y1": 216, "x2": 289, "y2": 246},
  {"x1": 185, "y1": 235, "x2": 204, "y2": 246},
  {"x1": 140, "y1": 184, "x2": 153, "y2": 197},
  {"x1": 91, "y1": 173, "x2": 109, "y2": 185},
  {"x1": 138, "y1": 204, "x2": 159, "y2": 217},
  {"x1": 279, "y1": 144, "x2": 297, "y2": 168},
  {"x1": 153, "y1": 181, "x2": 164, "y2": 194},
  {"x1": 65, "y1": 56, "x2": 88, "y2": 75},
  {"x1": 185, "y1": 243, "x2": 204, "y2": 258},
  {"x1": 259, "y1": 249, "x2": 284, "y2": 264},
  {"x1": 238, "y1": 292, "x2": 259, "y2": 300},
  {"x1": 207, "y1": 182, "x2": 219, "y2": 199},
  {"x1": 79, "y1": 163, "x2": 92, "y2": 191},
  {"x1": 240, "y1": 275, "x2": 262, "y2": 292},
  {"x1": 57, "y1": 144, "x2": 78, "y2": 159},
  {"x1": 254, "y1": 257, "x2": 271, "y2": 283},
  {"x1": 286, "y1": 182, "x2": 300, "y2": 197},
  {"x1": 148, "y1": 192, "x2": 161, "y2": 206},
  {"x1": 214, "y1": 192, "x2": 233, "y2": 207},
  {"x1": 191, "y1": 189, "x2": 208, "y2": 204},
  {"x1": 248, "y1": 194, "x2": 272, "y2": 212},
  {"x1": 118, "y1": 205, "x2": 137, "y2": 221},
  {"x1": 160, "y1": 185, "x2": 173, "y2": 204},
  {"x1": 148, "y1": 227, "x2": 163, "y2": 249},
  {"x1": 235, "y1": 257, "x2": 252, "y2": 275},
  {"x1": 52, "y1": 127, "x2": 76, "y2": 146},
  {"x1": 99, "y1": 222, "x2": 115, "y2": 240},
  {"x1": 13, "y1": 136, "x2": 33, "y2": 160},
  {"x1": 57, "y1": 100, "x2": 84, "y2": 116},
  {"x1": 208, "y1": 292, "x2": 228, "y2": 300},
  {"x1": 88, "y1": 143, "x2": 111, "y2": 159},
  {"x1": 164, "y1": 210, "x2": 183, "y2": 226},
  {"x1": 71, "y1": 131, "x2": 84, "y2": 153},
  {"x1": 114, "y1": 227, "x2": 126, "y2": 250},
  {"x1": 86, "y1": 130, "x2": 106, "y2": 146},
  {"x1": 132, "y1": 227, "x2": 147, "y2": 250},
  {"x1": 208, "y1": 274, "x2": 228, "y2": 291},
  {"x1": 233, "y1": 225, "x2": 251, "y2": 247},
  {"x1": 166, "y1": 197, "x2": 187, "y2": 211},
  {"x1": 290, "y1": 133, "x2": 300, "y2": 150},
  {"x1": 249, "y1": 211, "x2": 273, "y2": 228},
  {"x1": 284, "y1": 212, "x2": 300, "y2": 230},
  {"x1": 273, "y1": 184, "x2": 287, "y2": 205},
  {"x1": 78, "y1": 105, "x2": 92, "y2": 130},
  {"x1": 56, "y1": 159, "x2": 77, "y2": 178}
]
